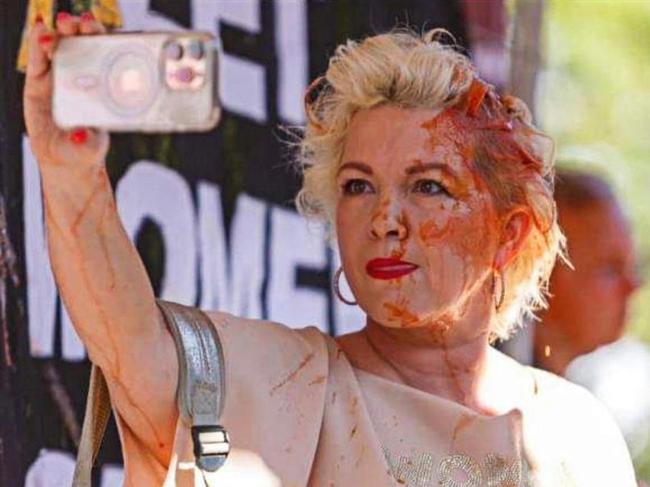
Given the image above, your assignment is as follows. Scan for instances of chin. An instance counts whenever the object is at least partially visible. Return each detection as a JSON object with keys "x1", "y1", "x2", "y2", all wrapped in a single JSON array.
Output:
[
  {"x1": 366, "y1": 301, "x2": 448, "y2": 331},
  {"x1": 369, "y1": 310, "x2": 456, "y2": 346},
  {"x1": 354, "y1": 276, "x2": 453, "y2": 329}
]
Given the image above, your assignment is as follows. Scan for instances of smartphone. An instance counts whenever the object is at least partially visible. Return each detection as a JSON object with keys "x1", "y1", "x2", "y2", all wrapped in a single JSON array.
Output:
[{"x1": 52, "y1": 31, "x2": 220, "y2": 132}]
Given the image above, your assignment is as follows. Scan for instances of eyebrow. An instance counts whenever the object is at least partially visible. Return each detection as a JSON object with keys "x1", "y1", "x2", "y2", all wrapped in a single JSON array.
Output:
[
  {"x1": 336, "y1": 160, "x2": 460, "y2": 180},
  {"x1": 337, "y1": 161, "x2": 373, "y2": 176},
  {"x1": 405, "y1": 162, "x2": 455, "y2": 177}
]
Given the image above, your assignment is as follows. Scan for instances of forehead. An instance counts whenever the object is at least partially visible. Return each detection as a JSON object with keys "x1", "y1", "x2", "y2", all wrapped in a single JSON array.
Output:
[{"x1": 342, "y1": 105, "x2": 472, "y2": 174}]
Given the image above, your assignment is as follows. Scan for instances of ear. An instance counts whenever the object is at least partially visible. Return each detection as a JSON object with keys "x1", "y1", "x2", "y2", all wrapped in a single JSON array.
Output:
[{"x1": 493, "y1": 207, "x2": 532, "y2": 270}]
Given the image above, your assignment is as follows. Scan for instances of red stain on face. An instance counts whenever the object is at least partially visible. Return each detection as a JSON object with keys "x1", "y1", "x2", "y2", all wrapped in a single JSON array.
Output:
[
  {"x1": 418, "y1": 218, "x2": 451, "y2": 245},
  {"x1": 420, "y1": 78, "x2": 546, "y2": 180},
  {"x1": 335, "y1": 104, "x2": 501, "y2": 335},
  {"x1": 335, "y1": 80, "x2": 538, "y2": 338},
  {"x1": 372, "y1": 198, "x2": 390, "y2": 218},
  {"x1": 389, "y1": 246, "x2": 405, "y2": 259},
  {"x1": 465, "y1": 79, "x2": 489, "y2": 117},
  {"x1": 382, "y1": 300, "x2": 419, "y2": 328}
]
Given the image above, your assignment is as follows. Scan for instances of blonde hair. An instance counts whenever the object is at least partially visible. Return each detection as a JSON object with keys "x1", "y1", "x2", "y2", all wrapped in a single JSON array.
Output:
[{"x1": 296, "y1": 29, "x2": 565, "y2": 339}]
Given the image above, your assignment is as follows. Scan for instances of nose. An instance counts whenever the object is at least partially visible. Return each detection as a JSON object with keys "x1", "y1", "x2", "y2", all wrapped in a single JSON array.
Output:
[{"x1": 370, "y1": 197, "x2": 408, "y2": 240}]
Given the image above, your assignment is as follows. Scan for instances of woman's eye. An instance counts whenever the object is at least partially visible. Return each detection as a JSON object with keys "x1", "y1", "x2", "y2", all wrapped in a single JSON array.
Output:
[
  {"x1": 412, "y1": 179, "x2": 446, "y2": 196},
  {"x1": 342, "y1": 179, "x2": 373, "y2": 195}
]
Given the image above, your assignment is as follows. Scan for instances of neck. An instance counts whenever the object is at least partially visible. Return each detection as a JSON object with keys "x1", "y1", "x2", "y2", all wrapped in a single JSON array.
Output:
[
  {"x1": 358, "y1": 293, "x2": 503, "y2": 413},
  {"x1": 533, "y1": 319, "x2": 579, "y2": 376}
]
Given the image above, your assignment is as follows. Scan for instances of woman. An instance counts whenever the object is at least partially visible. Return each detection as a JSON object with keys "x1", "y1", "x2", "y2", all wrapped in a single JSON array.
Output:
[{"x1": 24, "y1": 13, "x2": 635, "y2": 487}]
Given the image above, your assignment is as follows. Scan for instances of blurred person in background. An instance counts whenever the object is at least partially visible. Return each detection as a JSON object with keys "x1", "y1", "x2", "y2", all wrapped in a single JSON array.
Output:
[
  {"x1": 534, "y1": 168, "x2": 643, "y2": 375},
  {"x1": 534, "y1": 167, "x2": 650, "y2": 486}
]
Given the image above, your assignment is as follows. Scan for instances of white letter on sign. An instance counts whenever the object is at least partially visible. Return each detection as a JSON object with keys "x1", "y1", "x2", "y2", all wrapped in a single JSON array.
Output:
[
  {"x1": 275, "y1": 0, "x2": 308, "y2": 123},
  {"x1": 267, "y1": 206, "x2": 328, "y2": 332},
  {"x1": 193, "y1": 0, "x2": 267, "y2": 123},
  {"x1": 116, "y1": 161, "x2": 197, "y2": 305}
]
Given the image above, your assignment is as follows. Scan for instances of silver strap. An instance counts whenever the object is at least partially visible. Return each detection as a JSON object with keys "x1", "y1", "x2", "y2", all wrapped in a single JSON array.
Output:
[
  {"x1": 72, "y1": 300, "x2": 229, "y2": 486},
  {"x1": 157, "y1": 300, "x2": 230, "y2": 471}
]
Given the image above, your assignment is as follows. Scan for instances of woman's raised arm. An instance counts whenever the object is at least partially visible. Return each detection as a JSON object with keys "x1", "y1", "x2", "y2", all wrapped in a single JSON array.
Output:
[{"x1": 24, "y1": 14, "x2": 178, "y2": 466}]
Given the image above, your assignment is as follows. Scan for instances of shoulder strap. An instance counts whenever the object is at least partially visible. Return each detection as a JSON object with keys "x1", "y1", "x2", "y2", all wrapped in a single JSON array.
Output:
[
  {"x1": 157, "y1": 300, "x2": 230, "y2": 471},
  {"x1": 72, "y1": 300, "x2": 229, "y2": 486},
  {"x1": 72, "y1": 363, "x2": 111, "y2": 487}
]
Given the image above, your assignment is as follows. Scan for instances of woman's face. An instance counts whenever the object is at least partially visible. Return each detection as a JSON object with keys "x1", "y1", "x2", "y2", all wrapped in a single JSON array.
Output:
[{"x1": 335, "y1": 105, "x2": 502, "y2": 333}]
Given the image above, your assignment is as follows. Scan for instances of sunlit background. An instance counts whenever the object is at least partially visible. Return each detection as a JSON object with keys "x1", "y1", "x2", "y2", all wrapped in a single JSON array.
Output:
[{"x1": 538, "y1": 0, "x2": 650, "y2": 479}]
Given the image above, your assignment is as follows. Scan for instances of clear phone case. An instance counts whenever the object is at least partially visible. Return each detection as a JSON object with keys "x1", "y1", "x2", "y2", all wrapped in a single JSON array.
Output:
[{"x1": 52, "y1": 31, "x2": 221, "y2": 133}]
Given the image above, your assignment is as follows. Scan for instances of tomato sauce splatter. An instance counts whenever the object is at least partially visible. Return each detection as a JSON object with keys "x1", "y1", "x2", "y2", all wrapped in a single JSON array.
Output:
[
  {"x1": 418, "y1": 219, "x2": 451, "y2": 245},
  {"x1": 421, "y1": 78, "x2": 547, "y2": 189},
  {"x1": 383, "y1": 299, "x2": 419, "y2": 327}
]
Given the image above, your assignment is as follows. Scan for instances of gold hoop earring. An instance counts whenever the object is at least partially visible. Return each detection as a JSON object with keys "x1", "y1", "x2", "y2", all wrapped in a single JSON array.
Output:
[
  {"x1": 492, "y1": 269, "x2": 505, "y2": 311},
  {"x1": 333, "y1": 267, "x2": 357, "y2": 306}
]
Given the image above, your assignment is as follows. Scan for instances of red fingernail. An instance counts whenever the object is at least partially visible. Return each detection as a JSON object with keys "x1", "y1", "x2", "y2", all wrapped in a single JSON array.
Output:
[
  {"x1": 80, "y1": 11, "x2": 95, "y2": 22},
  {"x1": 69, "y1": 129, "x2": 88, "y2": 145},
  {"x1": 56, "y1": 11, "x2": 70, "y2": 23},
  {"x1": 35, "y1": 14, "x2": 44, "y2": 24},
  {"x1": 38, "y1": 33, "x2": 54, "y2": 45}
]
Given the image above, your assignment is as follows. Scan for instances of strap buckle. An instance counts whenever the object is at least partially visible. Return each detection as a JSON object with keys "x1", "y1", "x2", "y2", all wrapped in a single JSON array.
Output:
[{"x1": 191, "y1": 425, "x2": 230, "y2": 472}]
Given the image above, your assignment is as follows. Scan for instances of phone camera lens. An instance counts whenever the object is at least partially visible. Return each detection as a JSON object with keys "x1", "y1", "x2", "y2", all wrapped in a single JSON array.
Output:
[
  {"x1": 187, "y1": 40, "x2": 205, "y2": 60},
  {"x1": 165, "y1": 42, "x2": 183, "y2": 60}
]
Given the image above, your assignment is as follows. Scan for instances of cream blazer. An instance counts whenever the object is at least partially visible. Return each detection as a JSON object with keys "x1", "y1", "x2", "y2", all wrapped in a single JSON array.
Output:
[{"x1": 113, "y1": 312, "x2": 637, "y2": 487}]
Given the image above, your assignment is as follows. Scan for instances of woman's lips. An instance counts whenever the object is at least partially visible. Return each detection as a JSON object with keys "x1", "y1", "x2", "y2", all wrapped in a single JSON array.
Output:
[{"x1": 366, "y1": 258, "x2": 418, "y2": 280}]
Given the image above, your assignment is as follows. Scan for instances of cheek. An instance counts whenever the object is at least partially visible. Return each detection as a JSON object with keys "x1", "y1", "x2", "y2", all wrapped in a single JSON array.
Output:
[
  {"x1": 336, "y1": 201, "x2": 360, "y2": 244},
  {"x1": 335, "y1": 201, "x2": 350, "y2": 235},
  {"x1": 416, "y1": 198, "x2": 496, "y2": 279},
  {"x1": 336, "y1": 195, "x2": 377, "y2": 231},
  {"x1": 417, "y1": 201, "x2": 455, "y2": 244},
  {"x1": 426, "y1": 246, "x2": 468, "y2": 296},
  {"x1": 335, "y1": 200, "x2": 370, "y2": 273}
]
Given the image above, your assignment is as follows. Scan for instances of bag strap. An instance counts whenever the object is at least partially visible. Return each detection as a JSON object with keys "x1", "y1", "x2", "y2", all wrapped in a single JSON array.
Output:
[
  {"x1": 72, "y1": 364, "x2": 112, "y2": 487},
  {"x1": 72, "y1": 300, "x2": 230, "y2": 486},
  {"x1": 157, "y1": 300, "x2": 230, "y2": 471}
]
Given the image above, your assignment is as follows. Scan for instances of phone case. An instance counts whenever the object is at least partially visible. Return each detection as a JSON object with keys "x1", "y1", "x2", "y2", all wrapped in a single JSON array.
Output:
[{"x1": 52, "y1": 31, "x2": 220, "y2": 133}]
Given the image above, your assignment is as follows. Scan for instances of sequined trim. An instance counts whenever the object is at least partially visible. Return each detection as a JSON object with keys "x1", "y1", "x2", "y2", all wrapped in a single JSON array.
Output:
[
  {"x1": 383, "y1": 447, "x2": 435, "y2": 486},
  {"x1": 438, "y1": 454, "x2": 482, "y2": 487},
  {"x1": 383, "y1": 447, "x2": 532, "y2": 487},
  {"x1": 483, "y1": 454, "x2": 521, "y2": 487}
]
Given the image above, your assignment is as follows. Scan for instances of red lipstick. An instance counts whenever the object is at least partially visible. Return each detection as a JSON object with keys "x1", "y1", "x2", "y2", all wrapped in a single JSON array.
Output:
[{"x1": 366, "y1": 258, "x2": 418, "y2": 280}]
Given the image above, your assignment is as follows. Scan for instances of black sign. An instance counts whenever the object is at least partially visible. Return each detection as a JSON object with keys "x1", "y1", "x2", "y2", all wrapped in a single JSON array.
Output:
[{"x1": 0, "y1": 1, "x2": 468, "y2": 484}]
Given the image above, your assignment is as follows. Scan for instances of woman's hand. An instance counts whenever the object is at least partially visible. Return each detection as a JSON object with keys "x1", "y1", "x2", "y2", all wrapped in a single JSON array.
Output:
[{"x1": 23, "y1": 12, "x2": 109, "y2": 168}]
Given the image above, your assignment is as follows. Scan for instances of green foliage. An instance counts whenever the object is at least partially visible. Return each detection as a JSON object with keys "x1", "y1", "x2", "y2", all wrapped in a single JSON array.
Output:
[{"x1": 70, "y1": 0, "x2": 93, "y2": 15}]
